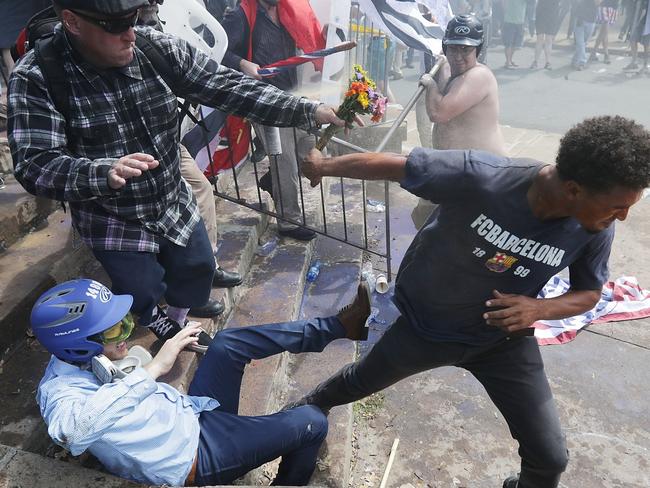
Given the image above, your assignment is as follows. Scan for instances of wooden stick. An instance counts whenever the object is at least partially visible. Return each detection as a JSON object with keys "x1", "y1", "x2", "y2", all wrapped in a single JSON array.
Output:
[{"x1": 379, "y1": 437, "x2": 400, "y2": 488}]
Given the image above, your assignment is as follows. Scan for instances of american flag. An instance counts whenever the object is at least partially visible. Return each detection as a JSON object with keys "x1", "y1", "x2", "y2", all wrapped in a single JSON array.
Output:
[
  {"x1": 257, "y1": 41, "x2": 357, "y2": 77},
  {"x1": 533, "y1": 275, "x2": 650, "y2": 345}
]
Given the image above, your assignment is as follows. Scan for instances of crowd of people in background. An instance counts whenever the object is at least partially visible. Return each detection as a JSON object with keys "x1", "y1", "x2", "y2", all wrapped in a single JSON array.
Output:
[
  {"x1": 478, "y1": 0, "x2": 650, "y2": 72},
  {"x1": 384, "y1": 0, "x2": 649, "y2": 75}
]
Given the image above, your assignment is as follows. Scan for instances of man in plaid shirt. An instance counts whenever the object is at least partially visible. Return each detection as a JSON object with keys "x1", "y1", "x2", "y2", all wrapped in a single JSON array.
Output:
[{"x1": 8, "y1": 0, "x2": 347, "y2": 351}]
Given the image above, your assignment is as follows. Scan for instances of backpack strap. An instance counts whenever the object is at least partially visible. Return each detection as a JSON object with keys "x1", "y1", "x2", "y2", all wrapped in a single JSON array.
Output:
[
  {"x1": 134, "y1": 31, "x2": 177, "y2": 89},
  {"x1": 34, "y1": 33, "x2": 71, "y2": 125},
  {"x1": 134, "y1": 32, "x2": 205, "y2": 132},
  {"x1": 33, "y1": 33, "x2": 70, "y2": 213}
]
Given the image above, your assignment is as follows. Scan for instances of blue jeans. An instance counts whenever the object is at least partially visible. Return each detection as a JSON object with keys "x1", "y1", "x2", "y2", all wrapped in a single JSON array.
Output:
[
  {"x1": 189, "y1": 317, "x2": 346, "y2": 486},
  {"x1": 572, "y1": 21, "x2": 595, "y2": 66},
  {"x1": 92, "y1": 220, "x2": 215, "y2": 325}
]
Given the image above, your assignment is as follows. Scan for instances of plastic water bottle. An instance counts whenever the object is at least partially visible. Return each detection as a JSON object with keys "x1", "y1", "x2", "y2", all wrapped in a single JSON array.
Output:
[
  {"x1": 368, "y1": 306, "x2": 386, "y2": 325},
  {"x1": 306, "y1": 260, "x2": 322, "y2": 282},
  {"x1": 256, "y1": 236, "x2": 279, "y2": 256},
  {"x1": 366, "y1": 198, "x2": 386, "y2": 213}
]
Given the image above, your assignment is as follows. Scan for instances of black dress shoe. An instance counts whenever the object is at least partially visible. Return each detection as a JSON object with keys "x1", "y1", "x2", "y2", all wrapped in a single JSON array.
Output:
[
  {"x1": 502, "y1": 475, "x2": 520, "y2": 488},
  {"x1": 189, "y1": 299, "x2": 225, "y2": 318},
  {"x1": 251, "y1": 136, "x2": 267, "y2": 163},
  {"x1": 212, "y1": 267, "x2": 243, "y2": 288},
  {"x1": 279, "y1": 227, "x2": 316, "y2": 241},
  {"x1": 258, "y1": 170, "x2": 273, "y2": 195}
]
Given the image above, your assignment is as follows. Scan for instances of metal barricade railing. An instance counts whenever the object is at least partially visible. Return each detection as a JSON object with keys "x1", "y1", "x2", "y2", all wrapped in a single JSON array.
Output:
[{"x1": 205, "y1": 2, "x2": 440, "y2": 281}]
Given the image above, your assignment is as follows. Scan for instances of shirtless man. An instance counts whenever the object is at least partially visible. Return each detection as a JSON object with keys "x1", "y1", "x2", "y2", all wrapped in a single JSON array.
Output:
[
  {"x1": 420, "y1": 14, "x2": 506, "y2": 155},
  {"x1": 414, "y1": 14, "x2": 506, "y2": 227}
]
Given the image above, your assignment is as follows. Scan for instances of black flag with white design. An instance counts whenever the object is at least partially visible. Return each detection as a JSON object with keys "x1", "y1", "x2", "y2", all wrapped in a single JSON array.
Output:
[{"x1": 358, "y1": 0, "x2": 446, "y2": 54}]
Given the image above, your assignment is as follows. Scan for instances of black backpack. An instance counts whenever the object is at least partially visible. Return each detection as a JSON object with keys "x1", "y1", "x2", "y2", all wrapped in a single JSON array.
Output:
[{"x1": 12, "y1": 6, "x2": 200, "y2": 133}]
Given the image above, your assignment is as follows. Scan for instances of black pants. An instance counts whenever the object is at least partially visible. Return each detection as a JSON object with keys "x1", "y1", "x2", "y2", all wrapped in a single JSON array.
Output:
[{"x1": 306, "y1": 317, "x2": 569, "y2": 488}]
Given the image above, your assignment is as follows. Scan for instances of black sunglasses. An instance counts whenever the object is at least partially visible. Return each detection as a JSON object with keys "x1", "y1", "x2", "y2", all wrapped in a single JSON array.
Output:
[{"x1": 71, "y1": 9, "x2": 139, "y2": 34}]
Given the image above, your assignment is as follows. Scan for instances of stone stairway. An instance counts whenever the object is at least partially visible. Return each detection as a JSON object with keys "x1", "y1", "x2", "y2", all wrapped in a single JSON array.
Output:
[{"x1": 0, "y1": 158, "x2": 361, "y2": 487}]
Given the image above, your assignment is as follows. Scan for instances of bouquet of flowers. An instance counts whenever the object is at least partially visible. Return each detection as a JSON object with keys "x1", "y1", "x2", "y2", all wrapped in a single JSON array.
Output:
[{"x1": 315, "y1": 65, "x2": 387, "y2": 151}]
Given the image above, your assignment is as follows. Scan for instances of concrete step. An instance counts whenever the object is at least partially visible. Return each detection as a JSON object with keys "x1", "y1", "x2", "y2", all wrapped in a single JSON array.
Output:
[
  {"x1": 225, "y1": 228, "x2": 315, "y2": 414},
  {"x1": 0, "y1": 444, "x2": 142, "y2": 488},
  {"x1": 0, "y1": 443, "x2": 325, "y2": 488},
  {"x1": 284, "y1": 178, "x2": 368, "y2": 488},
  {"x1": 0, "y1": 174, "x2": 57, "y2": 252},
  {"x1": 0, "y1": 208, "x2": 96, "y2": 359},
  {"x1": 219, "y1": 228, "x2": 314, "y2": 485},
  {"x1": 228, "y1": 176, "x2": 370, "y2": 486}
]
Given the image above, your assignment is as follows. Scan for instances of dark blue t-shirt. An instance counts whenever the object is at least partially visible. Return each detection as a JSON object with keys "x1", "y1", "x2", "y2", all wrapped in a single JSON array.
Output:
[{"x1": 395, "y1": 148, "x2": 614, "y2": 345}]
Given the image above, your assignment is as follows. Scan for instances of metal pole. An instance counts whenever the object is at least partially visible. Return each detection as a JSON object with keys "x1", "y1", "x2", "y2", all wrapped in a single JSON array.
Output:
[{"x1": 373, "y1": 57, "x2": 444, "y2": 153}]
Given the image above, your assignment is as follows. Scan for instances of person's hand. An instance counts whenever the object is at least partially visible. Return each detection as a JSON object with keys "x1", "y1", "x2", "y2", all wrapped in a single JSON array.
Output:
[
  {"x1": 301, "y1": 148, "x2": 325, "y2": 187},
  {"x1": 314, "y1": 105, "x2": 364, "y2": 128},
  {"x1": 483, "y1": 290, "x2": 541, "y2": 333},
  {"x1": 314, "y1": 105, "x2": 364, "y2": 136},
  {"x1": 419, "y1": 73, "x2": 436, "y2": 88},
  {"x1": 108, "y1": 153, "x2": 159, "y2": 190},
  {"x1": 240, "y1": 59, "x2": 262, "y2": 80},
  {"x1": 143, "y1": 324, "x2": 201, "y2": 379},
  {"x1": 434, "y1": 54, "x2": 448, "y2": 67}
]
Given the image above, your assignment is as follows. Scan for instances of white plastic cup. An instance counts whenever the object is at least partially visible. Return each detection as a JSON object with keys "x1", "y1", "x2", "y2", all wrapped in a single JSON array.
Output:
[{"x1": 375, "y1": 274, "x2": 389, "y2": 294}]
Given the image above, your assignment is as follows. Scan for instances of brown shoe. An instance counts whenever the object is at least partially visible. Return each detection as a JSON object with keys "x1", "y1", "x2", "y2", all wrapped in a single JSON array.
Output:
[{"x1": 336, "y1": 281, "x2": 371, "y2": 340}]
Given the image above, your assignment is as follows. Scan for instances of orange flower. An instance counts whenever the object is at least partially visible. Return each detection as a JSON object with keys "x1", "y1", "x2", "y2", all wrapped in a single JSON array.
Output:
[{"x1": 348, "y1": 81, "x2": 367, "y2": 95}]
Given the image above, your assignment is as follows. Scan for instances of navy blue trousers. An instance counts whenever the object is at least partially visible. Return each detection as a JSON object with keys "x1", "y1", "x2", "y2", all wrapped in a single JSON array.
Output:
[
  {"x1": 92, "y1": 220, "x2": 215, "y2": 325},
  {"x1": 189, "y1": 317, "x2": 346, "y2": 486}
]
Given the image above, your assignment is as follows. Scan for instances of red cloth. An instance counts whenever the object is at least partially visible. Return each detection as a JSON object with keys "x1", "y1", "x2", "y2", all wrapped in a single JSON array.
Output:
[
  {"x1": 204, "y1": 117, "x2": 251, "y2": 178},
  {"x1": 240, "y1": 0, "x2": 325, "y2": 71}
]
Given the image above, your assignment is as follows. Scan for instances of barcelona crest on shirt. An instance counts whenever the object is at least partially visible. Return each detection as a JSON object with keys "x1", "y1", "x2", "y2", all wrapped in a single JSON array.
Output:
[{"x1": 485, "y1": 252, "x2": 518, "y2": 273}]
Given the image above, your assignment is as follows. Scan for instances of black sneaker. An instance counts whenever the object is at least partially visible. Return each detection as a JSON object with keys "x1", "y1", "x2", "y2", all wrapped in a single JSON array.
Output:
[
  {"x1": 147, "y1": 310, "x2": 183, "y2": 341},
  {"x1": 258, "y1": 170, "x2": 273, "y2": 195},
  {"x1": 147, "y1": 311, "x2": 211, "y2": 354},
  {"x1": 279, "y1": 227, "x2": 316, "y2": 241}
]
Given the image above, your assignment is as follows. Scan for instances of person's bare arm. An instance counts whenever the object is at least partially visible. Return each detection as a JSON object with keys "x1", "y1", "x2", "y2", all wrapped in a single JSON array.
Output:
[
  {"x1": 301, "y1": 149, "x2": 407, "y2": 187},
  {"x1": 483, "y1": 289, "x2": 601, "y2": 333},
  {"x1": 421, "y1": 66, "x2": 493, "y2": 124}
]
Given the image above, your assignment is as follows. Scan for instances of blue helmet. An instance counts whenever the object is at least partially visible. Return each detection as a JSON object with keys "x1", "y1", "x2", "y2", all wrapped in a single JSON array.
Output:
[{"x1": 30, "y1": 279, "x2": 133, "y2": 363}]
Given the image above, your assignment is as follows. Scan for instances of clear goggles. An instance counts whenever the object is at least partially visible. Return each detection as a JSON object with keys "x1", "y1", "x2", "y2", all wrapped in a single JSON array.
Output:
[{"x1": 90, "y1": 313, "x2": 135, "y2": 344}]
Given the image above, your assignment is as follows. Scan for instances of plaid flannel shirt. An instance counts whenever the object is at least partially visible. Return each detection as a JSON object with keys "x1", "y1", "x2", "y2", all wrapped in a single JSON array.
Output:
[{"x1": 8, "y1": 26, "x2": 319, "y2": 252}]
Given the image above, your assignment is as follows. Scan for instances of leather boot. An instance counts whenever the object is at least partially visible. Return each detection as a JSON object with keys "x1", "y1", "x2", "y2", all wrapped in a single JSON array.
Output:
[{"x1": 336, "y1": 281, "x2": 371, "y2": 340}]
